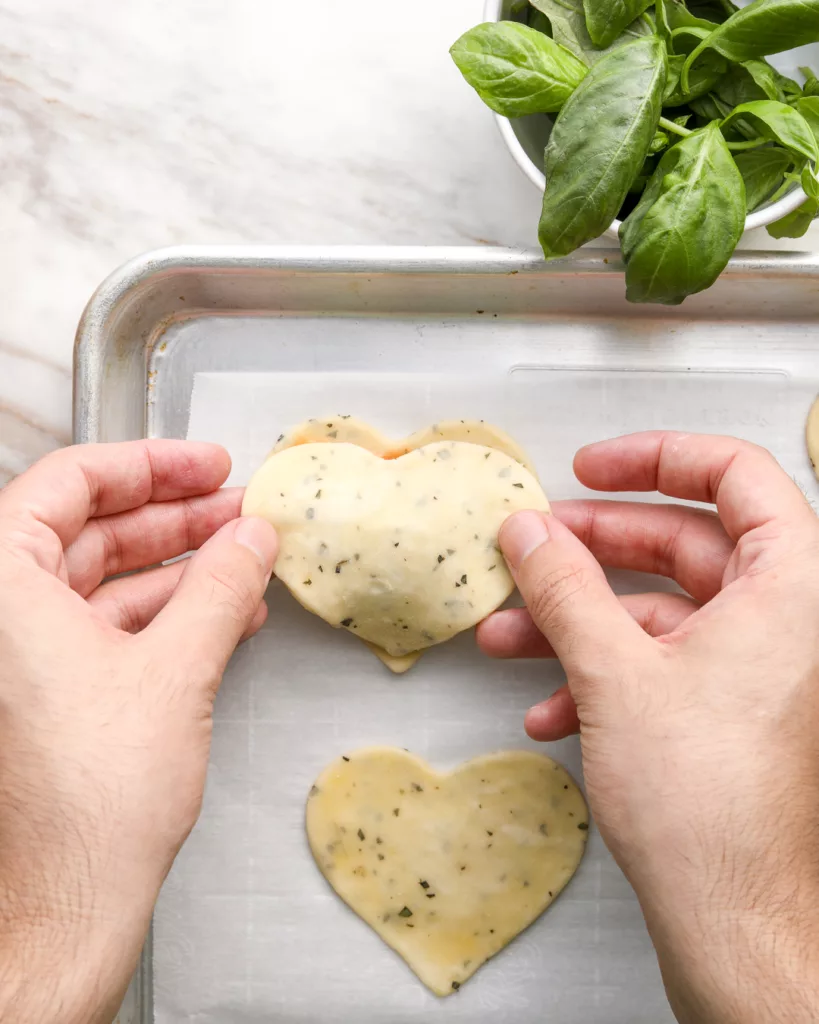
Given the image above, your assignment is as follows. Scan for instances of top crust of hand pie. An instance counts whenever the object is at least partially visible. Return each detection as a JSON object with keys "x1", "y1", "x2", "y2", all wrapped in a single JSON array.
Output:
[{"x1": 242, "y1": 439, "x2": 549, "y2": 658}]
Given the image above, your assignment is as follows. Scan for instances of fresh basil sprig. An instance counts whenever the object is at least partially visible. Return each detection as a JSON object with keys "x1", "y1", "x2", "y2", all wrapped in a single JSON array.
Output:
[
  {"x1": 538, "y1": 36, "x2": 667, "y2": 257},
  {"x1": 683, "y1": 0, "x2": 819, "y2": 93},
  {"x1": 620, "y1": 122, "x2": 745, "y2": 304},
  {"x1": 450, "y1": 23, "x2": 587, "y2": 116},
  {"x1": 451, "y1": 0, "x2": 819, "y2": 303},
  {"x1": 720, "y1": 100, "x2": 819, "y2": 165}
]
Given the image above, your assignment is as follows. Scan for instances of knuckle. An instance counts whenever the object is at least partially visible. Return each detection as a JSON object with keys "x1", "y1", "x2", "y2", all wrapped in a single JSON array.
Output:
[
  {"x1": 39, "y1": 445, "x2": 77, "y2": 470},
  {"x1": 96, "y1": 517, "x2": 125, "y2": 578},
  {"x1": 527, "y1": 563, "x2": 592, "y2": 633}
]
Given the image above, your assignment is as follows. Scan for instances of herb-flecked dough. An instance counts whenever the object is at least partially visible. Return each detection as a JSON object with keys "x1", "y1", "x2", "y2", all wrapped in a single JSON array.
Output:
[
  {"x1": 306, "y1": 748, "x2": 589, "y2": 996},
  {"x1": 241, "y1": 421, "x2": 549, "y2": 672}
]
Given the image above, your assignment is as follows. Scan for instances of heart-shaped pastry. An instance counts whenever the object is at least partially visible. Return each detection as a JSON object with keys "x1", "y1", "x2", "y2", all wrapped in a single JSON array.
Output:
[
  {"x1": 242, "y1": 434, "x2": 549, "y2": 671},
  {"x1": 271, "y1": 416, "x2": 537, "y2": 475},
  {"x1": 306, "y1": 748, "x2": 589, "y2": 995}
]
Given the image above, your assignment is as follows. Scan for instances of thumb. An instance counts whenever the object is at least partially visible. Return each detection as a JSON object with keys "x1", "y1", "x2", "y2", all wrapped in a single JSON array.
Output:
[
  {"x1": 145, "y1": 516, "x2": 278, "y2": 684},
  {"x1": 500, "y1": 510, "x2": 649, "y2": 679}
]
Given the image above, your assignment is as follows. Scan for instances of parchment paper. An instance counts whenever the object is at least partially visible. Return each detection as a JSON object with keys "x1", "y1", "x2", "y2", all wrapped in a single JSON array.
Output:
[{"x1": 153, "y1": 367, "x2": 811, "y2": 1023}]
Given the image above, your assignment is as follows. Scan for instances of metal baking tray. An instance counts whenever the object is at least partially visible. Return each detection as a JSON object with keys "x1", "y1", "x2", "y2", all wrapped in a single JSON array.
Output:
[{"x1": 74, "y1": 246, "x2": 819, "y2": 1024}]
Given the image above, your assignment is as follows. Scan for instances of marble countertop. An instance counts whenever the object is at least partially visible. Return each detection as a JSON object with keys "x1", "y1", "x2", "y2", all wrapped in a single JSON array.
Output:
[{"x1": 1, "y1": 0, "x2": 816, "y2": 483}]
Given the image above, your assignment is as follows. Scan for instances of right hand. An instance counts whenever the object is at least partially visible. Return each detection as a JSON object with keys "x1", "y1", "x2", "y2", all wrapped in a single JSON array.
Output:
[{"x1": 478, "y1": 432, "x2": 819, "y2": 1024}]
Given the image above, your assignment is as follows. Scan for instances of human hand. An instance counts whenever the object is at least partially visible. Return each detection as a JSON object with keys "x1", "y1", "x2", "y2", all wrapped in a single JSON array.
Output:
[
  {"x1": 0, "y1": 441, "x2": 277, "y2": 1024},
  {"x1": 478, "y1": 432, "x2": 819, "y2": 1024}
]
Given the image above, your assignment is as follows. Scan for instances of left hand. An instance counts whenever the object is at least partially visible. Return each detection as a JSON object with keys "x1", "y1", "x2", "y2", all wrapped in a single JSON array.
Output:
[{"x1": 0, "y1": 441, "x2": 277, "y2": 1024}]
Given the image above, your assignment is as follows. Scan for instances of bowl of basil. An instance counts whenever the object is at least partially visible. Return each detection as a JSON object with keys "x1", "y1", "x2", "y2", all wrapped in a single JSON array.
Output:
[{"x1": 451, "y1": 0, "x2": 819, "y2": 304}]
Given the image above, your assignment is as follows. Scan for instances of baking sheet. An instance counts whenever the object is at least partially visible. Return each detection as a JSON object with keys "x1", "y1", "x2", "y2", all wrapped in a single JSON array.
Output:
[
  {"x1": 150, "y1": 364, "x2": 817, "y2": 1023},
  {"x1": 73, "y1": 245, "x2": 819, "y2": 1023}
]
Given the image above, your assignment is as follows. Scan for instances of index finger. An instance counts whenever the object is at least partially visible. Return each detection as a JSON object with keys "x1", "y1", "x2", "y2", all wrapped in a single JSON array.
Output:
[
  {"x1": 0, "y1": 440, "x2": 232, "y2": 549},
  {"x1": 573, "y1": 431, "x2": 813, "y2": 541}
]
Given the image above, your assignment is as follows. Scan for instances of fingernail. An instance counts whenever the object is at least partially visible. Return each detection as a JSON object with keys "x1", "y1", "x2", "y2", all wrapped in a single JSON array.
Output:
[
  {"x1": 500, "y1": 510, "x2": 550, "y2": 571},
  {"x1": 524, "y1": 701, "x2": 553, "y2": 741},
  {"x1": 234, "y1": 517, "x2": 278, "y2": 574}
]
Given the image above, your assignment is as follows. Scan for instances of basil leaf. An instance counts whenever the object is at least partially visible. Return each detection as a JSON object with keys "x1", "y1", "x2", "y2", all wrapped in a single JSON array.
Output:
[
  {"x1": 529, "y1": 0, "x2": 652, "y2": 64},
  {"x1": 800, "y1": 65, "x2": 819, "y2": 96},
  {"x1": 583, "y1": 0, "x2": 653, "y2": 48},
  {"x1": 649, "y1": 129, "x2": 671, "y2": 153},
  {"x1": 716, "y1": 59, "x2": 794, "y2": 103},
  {"x1": 803, "y1": 163, "x2": 819, "y2": 197},
  {"x1": 720, "y1": 100, "x2": 819, "y2": 165},
  {"x1": 620, "y1": 122, "x2": 745, "y2": 304},
  {"x1": 656, "y1": 0, "x2": 718, "y2": 33},
  {"x1": 767, "y1": 195, "x2": 819, "y2": 236},
  {"x1": 539, "y1": 36, "x2": 667, "y2": 258},
  {"x1": 733, "y1": 147, "x2": 793, "y2": 209},
  {"x1": 665, "y1": 50, "x2": 727, "y2": 104},
  {"x1": 689, "y1": 92, "x2": 726, "y2": 120},
  {"x1": 629, "y1": 151, "x2": 661, "y2": 192},
  {"x1": 687, "y1": 0, "x2": 738, "y2": 20},
  {"x1": 450, "y1": 22, "x2": 587, "y2": 116},
  {"x1": 744, "y1": 60, "x2": 801, "y2": 101},
  {"x1": 655, "y1": 0, "x2": 674, "y2": 42},
  {"x1": 670, "y1": 25, "x2": 713, "y2": 53},
  {"x1": 683, "y1": 0, "x2": 819, "y2": 92},
  {"x1": 797, "y1": 96, "x2": 819, "y2": 144},
  {"x1": 528, "y1": 8, "x2": 554, "y2": 34}
]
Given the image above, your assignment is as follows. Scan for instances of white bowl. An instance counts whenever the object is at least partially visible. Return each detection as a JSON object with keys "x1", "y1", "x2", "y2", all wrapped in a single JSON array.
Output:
[{"x1": 483, "y1": 0, "x2": 811, "y2": 237}]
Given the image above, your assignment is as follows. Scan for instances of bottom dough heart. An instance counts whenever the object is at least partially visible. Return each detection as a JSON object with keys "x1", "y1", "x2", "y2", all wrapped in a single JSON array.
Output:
[
  {"x1": 306, "y1": 748, "x2": 589, "y2": 996},
  {"x1": 271, "y1": 415, "x2": 537, "y2": 475}
]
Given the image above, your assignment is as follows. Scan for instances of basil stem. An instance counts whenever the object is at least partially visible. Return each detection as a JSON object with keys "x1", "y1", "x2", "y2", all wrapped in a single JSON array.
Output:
[
  {"x1": 659, "y1": 115, "x2": 692, "y2": 136},
  {"x1": 539, "y1": 36, "x2": 667, "y2": 258},
  {"x1": 719, "y1": 100, "x2": 819, "y2": 165},
  {"x1": 664, "y1": 50, "x2": 727, "y2": 106},
  {"x1": 449, "y1": 22, "x2": 587, "y2": 117},
  {"x1": 582, "y1": 0, "x2": 654, "y2": 48},
  {"x1": 726, "y1": 137, "x2": 774, "y2": 152},
  {"x1": 683, "y1": 0, "x2": 819, "y2": 93},
  {"x1": 620, "y1": 122, "x2": 746, "y2": 304}
]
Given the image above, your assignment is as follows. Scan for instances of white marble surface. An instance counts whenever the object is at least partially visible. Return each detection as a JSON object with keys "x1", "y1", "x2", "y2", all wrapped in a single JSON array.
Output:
[{"x1": 0, "y1": 0, "x2": 816, "y2": 481}]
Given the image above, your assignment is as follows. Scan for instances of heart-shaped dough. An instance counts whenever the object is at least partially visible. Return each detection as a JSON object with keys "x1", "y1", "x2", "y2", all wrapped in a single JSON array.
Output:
[
  {"x1": 242, "y1": 439, "x2": 549, "y2": 669},
  {"x1": 807, "y1": 394, "x2": 819, "y2": 481},
  {"x1": 306, "y1": 748, "x2": 589, "y2": 995},
  {"x1": 264, "y1": 418, "x2": 538, "y2": 673},
  {"x1": 271, "y1": 416, "x2": 537, "y2": 475}
]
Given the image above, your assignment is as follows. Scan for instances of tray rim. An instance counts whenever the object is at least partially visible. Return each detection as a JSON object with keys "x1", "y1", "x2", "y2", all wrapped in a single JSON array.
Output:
[{"x1": 73, "y1": 244, "x2": 819, "y2": 446}]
